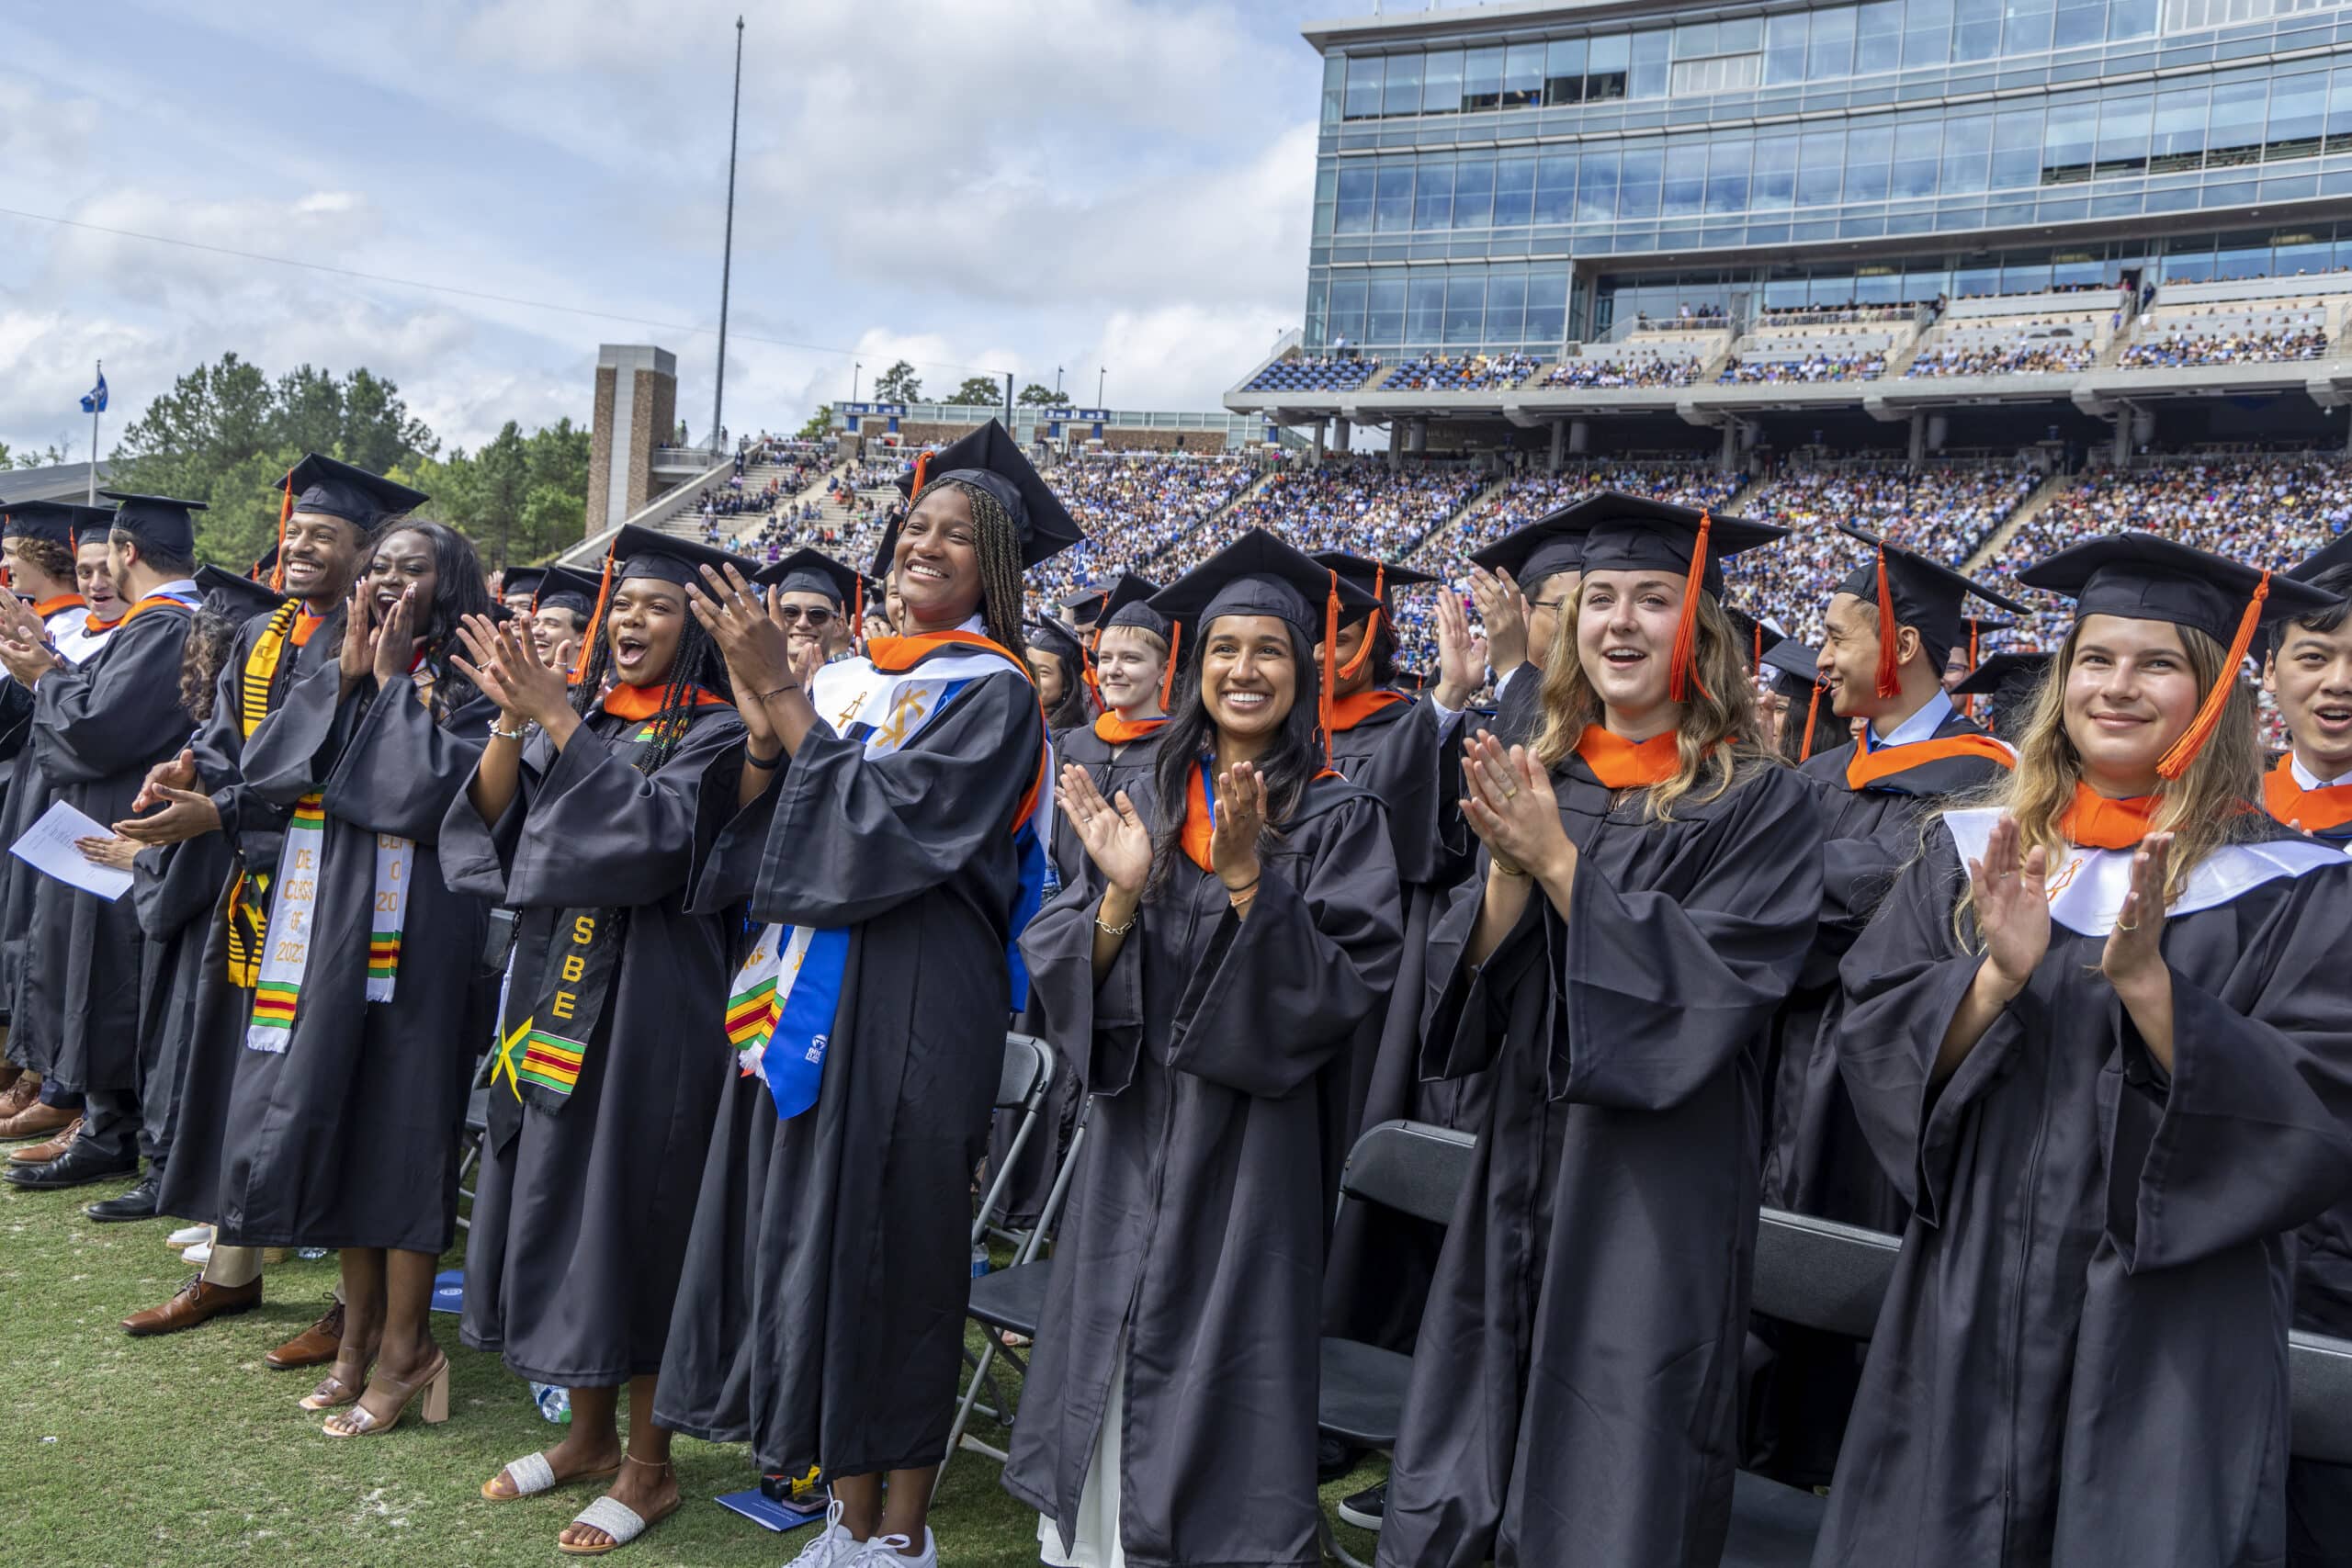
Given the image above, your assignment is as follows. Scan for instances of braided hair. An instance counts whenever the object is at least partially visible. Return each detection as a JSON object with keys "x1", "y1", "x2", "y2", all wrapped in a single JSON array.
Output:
[
  {"x1": 567, "y1": 581, "x2": 734, "y2": 775},
  {"x1": 910, "y1": 477, "x2": 1025, "y2": 655}
]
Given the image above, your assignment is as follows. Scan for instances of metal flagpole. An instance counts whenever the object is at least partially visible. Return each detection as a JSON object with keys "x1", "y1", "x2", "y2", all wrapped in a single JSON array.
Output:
[
  {"x1": 87, "y1": 360, "x2": 100, "y2": 502},
  {"x1": 710, "y1": 16, "x2": 744, "y2": 454}
]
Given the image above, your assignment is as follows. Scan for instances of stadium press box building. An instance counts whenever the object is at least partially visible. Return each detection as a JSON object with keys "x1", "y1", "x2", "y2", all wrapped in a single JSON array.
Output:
[{"x1": 1230, "y1": 0, "x2": 2352, "y2": 460}]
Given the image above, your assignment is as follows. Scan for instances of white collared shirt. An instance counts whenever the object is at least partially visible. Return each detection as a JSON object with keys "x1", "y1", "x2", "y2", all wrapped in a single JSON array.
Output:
[
  {"x1": 1866, "y1": 688, "x2": 1954, "y2": 751},
  {"x1": 2290, "y1": 750, "x2": 2352, "y2": 791}
]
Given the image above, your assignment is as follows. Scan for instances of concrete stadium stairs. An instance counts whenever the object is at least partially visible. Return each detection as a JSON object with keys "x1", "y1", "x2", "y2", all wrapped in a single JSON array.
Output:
[{"x1": 1962, "y1": 466, "x2": 2076, "y2": 573}]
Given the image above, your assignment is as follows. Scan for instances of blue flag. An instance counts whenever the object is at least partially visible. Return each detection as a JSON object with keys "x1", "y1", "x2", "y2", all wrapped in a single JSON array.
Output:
[{"x1": 79, "y1": 373, "x2": 107, "y2": 414}]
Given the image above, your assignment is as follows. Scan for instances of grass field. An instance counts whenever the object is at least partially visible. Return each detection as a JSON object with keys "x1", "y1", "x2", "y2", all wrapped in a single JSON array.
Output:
[{"x1": 2, "y1": 1176, "x2": 1385, "y2": 1567}]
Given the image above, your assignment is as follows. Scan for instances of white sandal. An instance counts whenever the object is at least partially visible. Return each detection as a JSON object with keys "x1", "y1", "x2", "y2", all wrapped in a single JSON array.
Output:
[
  {"x1": 556, "y1": 1460, "x2": 678, "y2": 1557},
  {"x1": 481, "y1": 1450, "x2": 618, "y2": 1501}
]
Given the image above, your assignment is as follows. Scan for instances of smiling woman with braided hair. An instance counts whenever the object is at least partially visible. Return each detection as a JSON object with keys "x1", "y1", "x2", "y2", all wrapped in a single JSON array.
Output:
[{"x1": 654, "y1": 421, "x2": 1081, "y2": 1568}]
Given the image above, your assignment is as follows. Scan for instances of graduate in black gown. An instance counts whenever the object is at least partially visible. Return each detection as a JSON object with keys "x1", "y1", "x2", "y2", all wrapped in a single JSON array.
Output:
[
  {"x1": 1817, "y1": 535, "x2": 2352, "y2": 1567},
  {"x1": 1951, "y1": 649, "x2": 2056, "y2": 746},
  {"x1": 996, "y1": 572, "x2": 1173, "y2": 1233},
  {"x1": 656, "y1": 418, "x2": 1076, "y2": 1564},
  {"x1": 1466, "y1": 506, "x2": 1587, "y2": 748},
  {"x1": 444, "y1": 525, "x2": 748, "y2": 1554},
  {"x1": 139, "y1": 457, "x2": 387, "y2": 1345},
  {"x1": 1, "y1": 493, "x2": 204, "y2": 1195},
  {"x1": 1028, "y1": 615, "x2": 1093, "y2": 735},
  {"x1": 214, "y1": 516, "x2": 497, "y2": 1438},
  {"x1": 1377, "y1": 499, "x2": 1823, "y2": 1568},
  {"x1": 1005, "y1": 530, "x2": 1403, "y2": 1568},
  {"x1": 1759, "y1": 637, "x2": 1841, "y2": 766}
]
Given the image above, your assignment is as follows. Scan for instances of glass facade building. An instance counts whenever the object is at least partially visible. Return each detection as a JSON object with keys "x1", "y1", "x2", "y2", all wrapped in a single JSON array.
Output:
[{"x1": 1301, "y1": 0, "x2": 2352, "y2": 353}]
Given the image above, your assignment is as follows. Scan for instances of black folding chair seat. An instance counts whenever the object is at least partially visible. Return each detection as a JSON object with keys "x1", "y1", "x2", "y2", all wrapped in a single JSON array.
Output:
[
  {"x1": 1724, "y1": 1471, "x2": 1828, "y2": 1568},
  {"x1": 967, "y1": 1259, "x2": 1055, "y2": 1341},
  {"x1": 1317, "y1": 1336, "x2": 1412, "y2": 1450}
]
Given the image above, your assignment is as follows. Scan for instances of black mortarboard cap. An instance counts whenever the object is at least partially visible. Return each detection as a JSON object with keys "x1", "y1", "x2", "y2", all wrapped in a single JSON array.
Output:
[
  {"x1": 756, "y1": 548, "x2": 864, "y2": 612},
  {"x1": 1724, "y1": 604, "x2": 1788, "y2": 675},
  {"x1": 1832, "y1": 522, "x2": 2030, "y2": 660},
  {"x1": 607, "y1": 524, "x2": 745, "y2": 587},
  {"x1": 1311, "y1": 550, "x2": 1442, "y2": 630},
  {"x1": 1063, "y1": 584, "x2": 1112, "y2": 626},
  {"x1": 1569, "y1": 494, "x2": 1785, "y2": 600},
  {"x1": 893, "y1": 420, "x2": 1082, "y2": 568},
  {"x1": 1468, "y1": 503, "x2": 1589, "y2": 591},
  {"x1": 283, "y1": 453, "x2": 429, "y2": 530},
  {"x1": 1759, "y1": 635, "x2": 1822, "y2": 697},
  {"x1": 502, "y1": 566, "x2": 550, "y2": 601},
  {"x1": 4, "y1": 500, "x2": 111, "y2": 549},
  {"x1": 1148, "y1": 528, "x2": 1379, "y2": 641},
  {"x1": 74, "y1": 509, "x2": 115, "y2": 549},
  {"x1": 249, "y1": 543, "x2": 279, "y2": 582},
  {"x1": 97, "y1": 491, "x2": 204, "y2": 558},
  {"x1": 2017, "y1": 533, "x2": 2339, "y2": 646},
  {"x1": 2254, "y1": 529, "x2": 2352, "y2": 666},
  {"x1": 532, "y1": 565, "x2": 603, "y2": 616},
  {"x1": 1098, "y1": 573, "x2": 1167, "y2": 637},
  {"x1": 195, "y1": 563, "x2": 288, "y2": 624},
  {"x1": 1024, "y1": 617, "x2": 1086, "y2": 671},
  {"x1": 1951, "y1": 650, "x2": 2054, "y2": 697}
]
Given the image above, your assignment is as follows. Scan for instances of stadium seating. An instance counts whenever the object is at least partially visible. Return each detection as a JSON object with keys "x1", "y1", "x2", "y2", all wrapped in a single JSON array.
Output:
[
  {"x1": 1240, "y1": 355, "x2": 1384, "y2": 395},
  {"x1": 1377, "y1": 353, "x2": 1540, "y2": 393},
  {"x1": 1904, "y1": 308, "x2": 2109, "y2": 378}
]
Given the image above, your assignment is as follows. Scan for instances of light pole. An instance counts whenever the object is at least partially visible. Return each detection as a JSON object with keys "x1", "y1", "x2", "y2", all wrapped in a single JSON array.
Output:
[
  {"x1": 1097, "y1": 367, "x2": 1106, "y2": 407},
  {"x1": 709, "y1": 16, "x2": 745, "y2": 452},
  {"x1": 1055, "y1": 366, "x2": 1063, "y2": 399},
  {"x1": 853, "y1": 361, "x2": 862, "y2": 402}
]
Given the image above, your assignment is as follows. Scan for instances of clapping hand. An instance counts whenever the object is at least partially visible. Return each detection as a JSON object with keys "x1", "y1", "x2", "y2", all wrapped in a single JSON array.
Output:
[
  {"x1": 1433, "y1": 590, "x2": 1489, "y2": 711},
  {"x1": 1468, "y1": 565, "x2": 1530, "y2": 674},
  {"x1": 1056, "y1": 763, "x2": 1152, "y2": 895},
  {"x1": 1208, "y1": 761, "x2": 1267, "y2": 893},
  {"x1": 1459, "y1": 729, "x2": 1570, "y2": 881},
  {"x1": 1967, "y1": 813, "x2": 2052, "y2": 996},
  {"x1": 688, "y1": 563, "x2": 808, "y2": 699},
  {"x1": 2100, "y1": 831, "x2": 2170, "y2": 995},
  {"x1": 75, "y1": 834, "x2": 138, "y2": 871},
  {"x1": 371, "y1": 586, "x2": 417, "y2": 689},
  {"x1": 453, "y1": 612, "x2": 570, "y2": 729},
  {"x1": 134, "y1": 749, "x2": 199, "y2": 813}
]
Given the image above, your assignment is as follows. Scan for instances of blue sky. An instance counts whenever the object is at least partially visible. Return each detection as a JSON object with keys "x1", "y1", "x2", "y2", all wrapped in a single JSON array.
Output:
[{"x1": 0, "y1": 0, "x2": 1346, "y2": 461}]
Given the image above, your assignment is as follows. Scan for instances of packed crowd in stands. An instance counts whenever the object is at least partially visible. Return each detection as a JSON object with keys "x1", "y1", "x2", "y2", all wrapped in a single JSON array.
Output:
[
  {"x1": 1538, "y1": 353, "x2": 1704, "y2": 390},
  {"x1": 1024, "y1": 455, "x2": 1261, "y2": 615},
  {"x1": 1379, "y1": 352, "x2": 1540, "y2": 393},
  {"x1": 1716, "y1": 349, "x2": 1890, "y2": 385},
  {"x1": 1905, "y1": 337, "x2": 2098, "y2": 378},
  {"x1": 1238, "y1": 355, "x2": 1384, "y2": 394},
  {"x1": 1728, "y1": 463, "x2": 2042, "y2": 644},
  {"x1": 2120, "y1": 321, "x2": 2334, "y2": 369}
]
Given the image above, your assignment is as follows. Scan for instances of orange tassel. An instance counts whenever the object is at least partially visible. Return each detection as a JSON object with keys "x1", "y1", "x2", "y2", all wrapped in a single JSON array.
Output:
[
  {"x1": 1958, "y1": 618, "x2": 1983, "y2": 720},
  {"x1": 1083, "y1": 622, "x2": 1103, "y2": 705},
  {"x1": 273, "y1": 478, "x2": 293, "y2": 592},
  {"x1": 572, "y1": 547, "x2": 618, "y2": 688},
  {"x1": 2156, "y1": 570, "x2": 2267, "y2": 780},
  {"x1": 1872, "y1": 543, "x2": 1901, "y2": 701},
  {"x1": 1752, "y1": 621, "x2": 1762, "y2": 678},
  {"x1": 1321, "y1": 570, "x2": 1340, "y2": 766},
  {"x1": 1159, "y1": 618, "x2": 1182, "y2": 712},
  {"x1": 1338, "y1": 564, "x2": 1384, "y2": 684},
  {"x1": 910, "y1": 450, "x2": 933, "y2": 503},
  {"x1": 1667, "y1": 510, "x2": 1713, "y2": 704},
  {"x1": 1801, "y1": 679, "x2": 1825, "y2": 762}
]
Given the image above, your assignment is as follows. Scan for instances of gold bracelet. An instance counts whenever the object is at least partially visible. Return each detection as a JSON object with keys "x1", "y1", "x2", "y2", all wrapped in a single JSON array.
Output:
[{"x1": 1490, "y1": 854, "x2": 1531, "y2": 879}]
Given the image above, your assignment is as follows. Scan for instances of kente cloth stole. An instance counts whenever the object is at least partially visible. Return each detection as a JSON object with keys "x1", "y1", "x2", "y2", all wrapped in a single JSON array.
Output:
[
  {"x1": 242, "y1": 807, "x2": 415, "y2": 1051},
  {"x1": 226, "y1": 602, "x2": 327, "y2": 989},
  {"x1": 729, "y1": 645, "x2": 1050, "y2": 1121}
]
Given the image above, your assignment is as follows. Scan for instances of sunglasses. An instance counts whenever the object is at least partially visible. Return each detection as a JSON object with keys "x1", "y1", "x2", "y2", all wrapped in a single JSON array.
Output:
[{"x1": 773, "y1": 605, "x2": 837, "y2": 627}]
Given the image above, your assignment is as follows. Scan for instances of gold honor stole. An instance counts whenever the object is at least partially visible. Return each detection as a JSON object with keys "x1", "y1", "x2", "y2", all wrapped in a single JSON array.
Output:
[{"x1": 243, "y1": 797, "x2": 413, "y2": 1052}]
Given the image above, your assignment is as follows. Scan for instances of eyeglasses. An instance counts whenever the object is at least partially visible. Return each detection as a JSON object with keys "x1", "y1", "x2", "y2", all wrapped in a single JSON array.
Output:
[
  {"x1": 1529, "y1": 599, "x2": 1571, "y2": 614},
  {"x1": 772, "y1": 605, "x2": 836, "y2": 627}
]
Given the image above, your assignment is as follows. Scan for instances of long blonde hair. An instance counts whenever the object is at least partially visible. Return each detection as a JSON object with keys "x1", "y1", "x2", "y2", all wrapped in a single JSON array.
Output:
[
  {"x1": 1945, "y1": 615, "x2": 2264, "y2": 913},
  {"x1": 1532, "y1": 578, "x2": 1774, "y2": 818}
]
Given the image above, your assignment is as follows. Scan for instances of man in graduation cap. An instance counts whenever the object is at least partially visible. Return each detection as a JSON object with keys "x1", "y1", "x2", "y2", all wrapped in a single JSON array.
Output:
[
  {"x1": 131, "y1": 455, "x2": 420, "y2": 1342},
  {"x1": 752, "y1": 547, "x2": 862, "y2": 671},
  {"x1": 521, "y1": 565, "x2": 601, "y2": 677},
  {"x1": 72, "y1": 506, "x2": 126, "y2": 648},
  {"x1": 1, "y1": 491, "x2": 205, "y2": 1201},
  {"x1": 1466, "y1": 502, "x2": 1590, "y2": 746}
]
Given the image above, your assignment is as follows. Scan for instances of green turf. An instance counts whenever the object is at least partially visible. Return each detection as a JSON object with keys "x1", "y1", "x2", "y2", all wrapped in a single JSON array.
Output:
[{"x1": 2, "y1": 1179, "x2": 1385, "y2": 1566}]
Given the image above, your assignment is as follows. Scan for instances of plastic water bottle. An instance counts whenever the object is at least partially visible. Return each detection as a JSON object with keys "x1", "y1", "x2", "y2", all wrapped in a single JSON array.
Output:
[
  {"x1": 296, "y1": 1247, "x2": 329, "y2": 1260},
  {"x1": 532, "y1": 1382, "x2": 572, "y2": 1425},
  {"x1": 970, "y1": 1243, "x2": 990, "y2": 1280}
]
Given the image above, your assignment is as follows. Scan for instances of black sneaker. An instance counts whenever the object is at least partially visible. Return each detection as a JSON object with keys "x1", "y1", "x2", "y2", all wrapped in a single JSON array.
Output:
[
  {"x1": 1338, "y1": 1480, "x2": 1386, "y2": 1531},
  {"x1": 1317, "y1": 1434, "x2": 1361, "y2": 1483}
]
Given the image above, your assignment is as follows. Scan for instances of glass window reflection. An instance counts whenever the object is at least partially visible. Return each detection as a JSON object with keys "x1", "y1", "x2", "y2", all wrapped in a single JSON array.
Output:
[
  {"x1": 1383, "y1": 54, "x2": 1423, "y2": 118},
  {"x1": 1620, "y1": 144, "x2": 1664, "y2": 219},
  {"x1": 1453, "y1": 158, "x2": 1496, "y2": 229},
  {"x1": 1344, "y1": 56, "x2": 1384, "y2": 121},
  {"x1": 1535, "y1": 154, "x2": 1578, "y2": 225},
  {"x1": 1422, "y1": 50, "x2": 1463, "y2": 115},
  {"x1": 1444, "y1": 276, "x2": 1486, "y2": 344},
  {"x1": 1846, "y1": 122, "x2": 1894, "y2": 203},
  {"x1": 1494, "y1": 157, "x2": 1537, "y2": 226},
  {"x1": 1415, "y1": 162, "x2": 1454, "y2": 230},
  {"x1": 1375, "y1": 164, "x2": 1416, "y2": 231},
  {"x1": 1366, "y1": 274, "x2": 1407, "y2": 342},
  {"x1": 1335, "y1": 165, "x2": 1375, "y2": 234}
]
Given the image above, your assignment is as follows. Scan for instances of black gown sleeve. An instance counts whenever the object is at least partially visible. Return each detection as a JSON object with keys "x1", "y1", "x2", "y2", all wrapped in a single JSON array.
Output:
[
  {"x1": 244, "y1": 660, "x2": 490, "y2": 843},
  {"x1": 31, "y1": 615, "x2": 194, "y2": 784}
]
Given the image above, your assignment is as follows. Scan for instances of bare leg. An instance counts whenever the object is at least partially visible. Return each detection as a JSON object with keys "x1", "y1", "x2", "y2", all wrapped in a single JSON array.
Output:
[
  {"x1": 876, "y1": 1466, "x2": 940, "y2": 1552},
  {"x1": 559, "y1": 1375, "x2": 680, "y2": 1551},
  {"x1": 330, "y1": 1247, "x2": 387, "y2": 1402},
  {"x1": 483, "y1": 1385, "x2": 623, "y2": 1498},
  {"x1": 832, "y1": 1472, "x2": 883, "y2": 1541},
  {"x1": 325, "y1": 1247, "x2": 439, "y2": 1433}
]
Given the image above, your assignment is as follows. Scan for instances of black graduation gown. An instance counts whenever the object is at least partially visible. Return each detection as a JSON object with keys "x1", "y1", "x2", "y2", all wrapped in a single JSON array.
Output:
[
  {"x1": 1491, "y1": 661, "x2": 1544, "y2": 748},
  {"x1": 0, "y1": 679, "x2": 44, "y2": 1050},
  {"x1": 989, "y1": 718, "x2": 1169, "y2": 1233},
  {"x1": 442, "y1": 701, "x2": 744, "y2": 1388},
  {"x1": 2293, "y1": 1190, "x2": 2352, "y2": 1566},
  {"x1": 22, "y1": 604, "x2": 198, "y2": 1097},
  {"x1": 154, "y1": 612, "x2": 338, "y2": 1229},
  {"x1": 130, "y1": 832, "x2": 234, "y2": 1170},
  {"x1": 1746, "y1": 712, "x2": 2011, "y2": 1489},
  {"x1": 654, "y1": 667, "x2": 1043, "y2": 1479},
  {"x1": 198, "y1": 660, "x2": 493, "y2": 1252},
  {"x1": 1320, "y1": 694, "x2": 1485, "y2": 1348},
  {"x1": 1815, "y1": 821, "x2": 2352, "y2": 1568},
  {"x1": 1003, "y1": 771, "x2": 1403, "y2": 1568},
  {"x1": 1376, "y1": 756, "x2": 1822, "y2": 1568}
]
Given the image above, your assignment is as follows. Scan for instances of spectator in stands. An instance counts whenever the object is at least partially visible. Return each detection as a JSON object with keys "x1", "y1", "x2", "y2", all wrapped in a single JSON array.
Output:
[
  {"x1": 1905, "y1": 338, "x2": 2096, "y2": 378},
  {"x1": 1717, "y1": 349, "x2": 1889, "y2": 385},
  {"x1": 2120, "y1": 321, "x2": 2332, "y2": 369}
]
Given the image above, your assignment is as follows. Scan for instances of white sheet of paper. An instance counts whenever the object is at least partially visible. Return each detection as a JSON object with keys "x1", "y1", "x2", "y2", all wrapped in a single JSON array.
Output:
[{"x1": 10, "y1": 798, "x2": 132, "y2": 902}]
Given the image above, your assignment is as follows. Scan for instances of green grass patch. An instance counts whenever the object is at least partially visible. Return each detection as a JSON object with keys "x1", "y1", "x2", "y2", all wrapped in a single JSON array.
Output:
[{"x1": 1, "y1": 1183, "x2": 1384, "y2": 1565}]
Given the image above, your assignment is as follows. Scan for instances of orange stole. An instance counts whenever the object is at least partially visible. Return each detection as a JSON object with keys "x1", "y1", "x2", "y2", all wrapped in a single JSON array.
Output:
[{"x1": 1845, "y1": 732, "x2": 2016, "y2": 792}]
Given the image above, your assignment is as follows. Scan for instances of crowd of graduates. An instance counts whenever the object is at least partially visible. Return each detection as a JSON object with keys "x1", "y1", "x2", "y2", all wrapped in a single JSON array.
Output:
[{"x1": 10, "y1": 414, "x2": 2352, "y2": 1568}]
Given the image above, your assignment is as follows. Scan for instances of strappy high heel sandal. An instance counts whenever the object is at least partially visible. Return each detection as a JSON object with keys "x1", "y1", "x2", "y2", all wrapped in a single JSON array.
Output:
[
  {"x1": 299, "y1": 1347, "x2": 378, "y2": 1411},
  {"x1": 557, "y1": 1455, "x2": 680, "y2": 1556},
  {"x1": 321, "y1": 1349, "x2": 448, "y2": 1437}
]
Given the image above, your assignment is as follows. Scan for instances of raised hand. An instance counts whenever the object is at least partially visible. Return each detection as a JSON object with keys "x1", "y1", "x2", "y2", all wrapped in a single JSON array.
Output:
[
  {"x1": 339, "y1": 581, "x2": 376, "y2": 691},
  {"x1": 1967, "y1": 813, "x2": 2052, "y2": 994},
  {"x1": 1459, "y1": 729, "x2": 1569, "y2": 880},
  {"x1": 688, "y1": 563, "x2": 793, "y2": 697},
  {"x1": 370, "y1": 585, "x2": 417, "y2": 688},
  {"x1": 2100, "y1": 831, "x2": 2171, "y2": 994},
  {"x1": 134, "y1": 749, "x2": 199, "y2": 813},
  {"x1": 0, "y1": 628, "x2": 60, "y2": 686},
  {"x1": 1434, "y1": 589, "x2": 1489, "y2": 710},
  {"x1": 1056, "y1": 762, "x2": 1152, "y2": 895},
  {"x1": 1209, "y1": 760, "x2": 1267, "y2": 892},
  {"x1": 114, "y1": 782, "x2": 221, "y2": 845},
  {"x1": 452, "y1": 613, "x2": 524, "y2": 720},
  {"x1": 1469, "y1": 565, "x2": 1530, "y2": 674}
]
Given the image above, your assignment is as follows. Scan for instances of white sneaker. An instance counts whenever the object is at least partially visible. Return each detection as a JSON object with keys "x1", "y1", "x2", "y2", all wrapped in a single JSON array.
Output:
[
  {"x1": 166, "y1": 1224, "x2": 210, "y2": 1249},
  {"x1": 852, "y1": 1529, "x2": 936, "y2": 1566},
  {"x1": 182, "y1": 1240, "x2": 212, "y2": 1267},
  {"x1": 785, "y1": 1499, "x2": 861, "y2": 1567}
]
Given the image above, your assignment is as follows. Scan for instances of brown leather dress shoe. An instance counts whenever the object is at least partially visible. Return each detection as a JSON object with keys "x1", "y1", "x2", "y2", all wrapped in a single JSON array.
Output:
[
  {"x1": 121, "y1": 1274, "x2": 263, "y2": 1337},
  {"x1": 265, "y1": 1298, "x2": 346, "y2": 1370},
  {"x1": 7, "y1": 1116, "x2": 82, "y2": 1165},
  {"x1": 0, "y1": 1073, "x2": 36, "y2": 1122},
  {"x1": 0, "y1": 1099, "x2": 76, "y2": 1141}
]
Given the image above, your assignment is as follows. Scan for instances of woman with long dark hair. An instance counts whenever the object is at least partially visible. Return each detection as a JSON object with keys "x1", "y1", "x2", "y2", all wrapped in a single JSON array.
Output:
[
  {"x1": 211, "y1": 510, "x2": 502, "y2": 1438},
  {"x1": 443, "y1": 525, "x2": 745, "y2": 1555},
  {"x1": 1377, "y1": 500, "x2": 1823, "y2": 1568},
  {"x1": 1027, "y1": 616, "x2": 1093, "y2": 734},
  {"x1": 656, "y1": 420, "x2": 1075, "y2": 1566},
  {"x1": 1816, "y1": 535, "x2": 2352, "y2": 1566},
  {"x1": 1004, "y1": 529, "x2": 1402, "y2": 1566}
]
